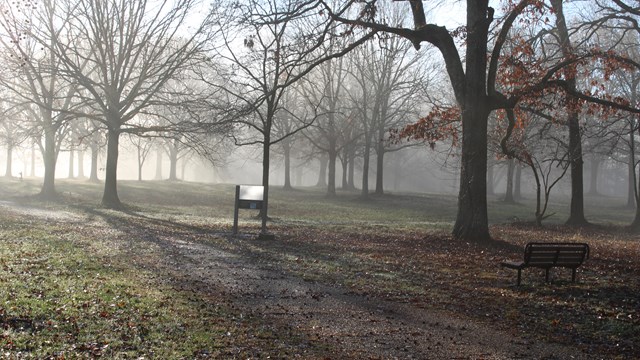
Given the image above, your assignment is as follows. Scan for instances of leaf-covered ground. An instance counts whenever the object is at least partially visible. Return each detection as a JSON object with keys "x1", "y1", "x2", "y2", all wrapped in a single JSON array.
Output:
[{"x1": 0, "y1": 179, "x2": 637, "y2": 358}]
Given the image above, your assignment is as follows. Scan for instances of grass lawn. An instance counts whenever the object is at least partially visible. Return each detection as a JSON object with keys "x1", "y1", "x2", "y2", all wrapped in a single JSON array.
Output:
[{"x1": 0, "y1": 177, "x2": 638, "y2": 358}]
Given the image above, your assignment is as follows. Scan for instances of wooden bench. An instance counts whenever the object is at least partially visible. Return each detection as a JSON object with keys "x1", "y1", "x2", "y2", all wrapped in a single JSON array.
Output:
[{"x1": 501, "y1": 242, "x2": 589, "y2": 286}]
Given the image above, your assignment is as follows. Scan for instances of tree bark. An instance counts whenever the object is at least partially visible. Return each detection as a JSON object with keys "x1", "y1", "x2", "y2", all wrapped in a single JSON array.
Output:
[
  {"x1": 361, "y1": 138, "x2": 371, "y2": 199},
  {"x1": 504, "y1": 158, "x2": 515, "y2": 203},
  {"x1": 40, "y1": 128, "x2": 58, "y2": 199},
  {"x1": 101, "y1": 129, "x2": 121, "y2": 208},
  {"x1": 452, "y1": 1, "x2": 491, "y2": 242},
  {"x1": 282, "y1": 139, "x2": 292, "y2": 190},
  {"x1": 628, "y1": 121, "x2": 636, "y2": 208},
  {"x1": 327, "y1": 145, "x2": 337, "y2": 196},
  {"x1": 169, "y1": 142, "x2": 178, "y2": 181},
  {"x1": 261, "y1": 135, "x2": 271, "y2": 235},
  {"x1": 348, "y1": 144, "x2": 356, "y2": 190},
  {"x1": 341, "y1": 149, "x2": 348, "y2": 189}
]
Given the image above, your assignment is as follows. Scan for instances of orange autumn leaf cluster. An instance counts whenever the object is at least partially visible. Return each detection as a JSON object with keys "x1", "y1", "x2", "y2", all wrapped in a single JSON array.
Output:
[{"x1": 389, "y1": 106, "x2": 460, "y2": 149}]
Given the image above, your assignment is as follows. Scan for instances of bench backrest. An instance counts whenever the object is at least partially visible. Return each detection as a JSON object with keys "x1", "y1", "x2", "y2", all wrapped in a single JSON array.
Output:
[{"x1": 523, "y1": 242, "x2": 590, "y2": 268}]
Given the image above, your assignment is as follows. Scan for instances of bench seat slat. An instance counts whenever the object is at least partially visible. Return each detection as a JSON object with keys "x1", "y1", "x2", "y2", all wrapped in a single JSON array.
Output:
[{"x1": 501, "y1": 242, "x2": 589, "y2": 285}]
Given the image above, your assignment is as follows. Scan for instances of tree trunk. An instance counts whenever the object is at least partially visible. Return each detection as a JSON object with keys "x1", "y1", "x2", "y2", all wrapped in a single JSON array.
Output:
[
  {"x1": 137, "y1": 147, "x2": 143, "y2": 181},
  {"x1": 283, "y1": 139, "x2": 292, "y2": 190},
  {"x1": 101, "y1": 129, "x2": 121, "y2": 208},
  {"x1": 361, "y1": 138, "x2": 371, "y2": 199},
  {"x1": 348, "y1": 144, "x2": 356, "y2": 190},
  {"x1": 40, "y1": 129, "x2": 58, "y2": 199},
  {"x1": 316, "y1": 155, "x2": 327, "y2": 187},
  {"x1": 453, "y1": 107, "x2": 490, "y2": 241},
  {"x1": 169, "y1": 143, "x2": 178, "y2": 181},
  {"x1": 327, "y1": 146, "x2": 337, "y2": 196},
  {"x1": 504, "y1": 158, "x2": 515, "y2": 203},
  {"x1": 514, "y1": 162, "x2": 522, "y2": 200},
  {"x1": 30, "y1": 143, "x2": 36, "y2": 177},
  {"x1": 374, "y1": 142, "x2": 385, "y2": 195},
  {"x1": 5, "y1": 145, "x2": 12, "y2": 177},
  {"x1": 261, "y1": 136, "x2": 270, "y2": 235},
  {"x1": 77, "y1": 150, "x2": 85, "y2": 178},
  {"x1": 68, "y1": 148, "x2": 75, "y2": 179},
  {"x1": 452, "y1": 1, "x2": 491, "y2": 242},
  {"x1": 628, "y1": 127, "x2": 636, "y2": 208},
  {"x1": 565, "y1": 111, "x2": 588, "y2": 225},
  {"x1": 341, "y1": 149, "x2": 348, "y2": 189},
  {"x1": 551, "y1": 0, "x2": 588, "y2": 226}
]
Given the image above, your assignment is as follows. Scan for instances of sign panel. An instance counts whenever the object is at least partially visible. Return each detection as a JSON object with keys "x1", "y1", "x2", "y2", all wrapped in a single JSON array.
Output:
[{"x1": 239, "y1": 185, "x2": 264, "y2": 201}]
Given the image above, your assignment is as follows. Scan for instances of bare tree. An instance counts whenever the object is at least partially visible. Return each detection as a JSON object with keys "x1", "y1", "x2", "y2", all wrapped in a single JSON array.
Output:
[
  {"x1": 29, "y1": 0, "x2": 214, "y2": 208},
  {"x1": 324, "y1": 0, "x2": 640, "y2": 241},
  {"x1": 204, "y1": 0, "x2": 375, "y2": 235}
]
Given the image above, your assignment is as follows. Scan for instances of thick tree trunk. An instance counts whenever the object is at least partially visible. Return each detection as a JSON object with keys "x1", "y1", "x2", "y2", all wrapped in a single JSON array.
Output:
[
  {"x1": 169, "y1": 144, "x2": 178, "y2": 181},
  {"x1": 565, "y1": 111, "x2": 588, "y2": 225},
  {"x1": 504, "y1": 158, "x2": 515, "y2": 203},
  {"x1": 101, "y1": 129, "x2": 121, "y2": 208},
  {"x1": 452, "y1": 0, "x2": 491, "y2": 242},
  {"x1": 40, "y1": 129, "x2": 58, "y2": 199},
  {"x1": 453, "y1": 107, "x2": 490, "y2": 241}
]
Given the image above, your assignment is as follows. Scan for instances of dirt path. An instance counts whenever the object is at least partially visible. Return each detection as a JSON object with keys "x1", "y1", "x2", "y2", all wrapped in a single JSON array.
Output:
[
  {"x1": 170, "y1": 238, "x2": 592, "y2": 359},
  {"x1": 3, "y1": 201, "x2": 593, "y2": 359}
]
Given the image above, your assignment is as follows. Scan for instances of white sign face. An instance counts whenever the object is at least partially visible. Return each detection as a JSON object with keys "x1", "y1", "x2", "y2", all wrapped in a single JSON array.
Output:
[{"x1": 239, "y1": 185, "x2": 264, "y2": 201}]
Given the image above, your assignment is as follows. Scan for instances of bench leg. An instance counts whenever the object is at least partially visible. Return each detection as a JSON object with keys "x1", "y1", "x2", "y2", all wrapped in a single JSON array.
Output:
[
  {"x1": 545, "y1": 268, "x2": 550, "y2": 283},
  {"x1": 517, "y1": 269, "x2": 521, "y2": 286},
  {"x1": 572, "y1": 268, "x2": 576, "y2": 282}
]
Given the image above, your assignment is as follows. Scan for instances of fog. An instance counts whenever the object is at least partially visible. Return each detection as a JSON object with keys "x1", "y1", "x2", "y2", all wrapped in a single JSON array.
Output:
[{"x1": 1, "y1": 141, "x2": 632, "y2": 203}]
